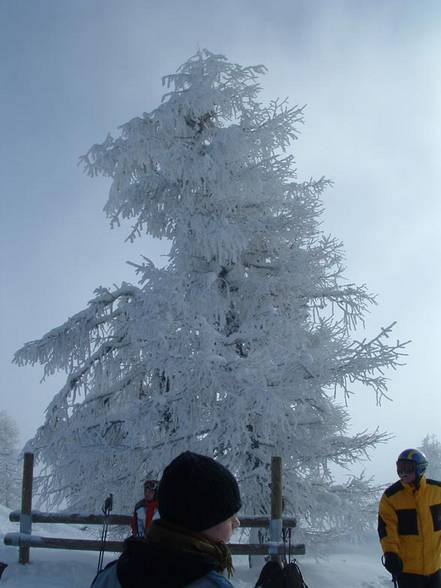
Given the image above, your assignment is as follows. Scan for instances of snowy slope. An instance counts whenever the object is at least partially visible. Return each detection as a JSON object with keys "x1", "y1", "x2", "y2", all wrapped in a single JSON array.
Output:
[{"x1": 0, "y1": 504, "x2": 392, "y2": 587}]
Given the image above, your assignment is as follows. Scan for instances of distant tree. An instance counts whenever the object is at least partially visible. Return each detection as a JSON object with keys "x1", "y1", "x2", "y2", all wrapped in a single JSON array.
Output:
[
  {"x1": 14, "y1": 50, "x2": 406, "y2": 543},
  {"x1": 0, "y1": 411, "x2": 20, "y2": 508},
  {"x1": 420, "y1": 435, "x2": 441, "y2": 480}
]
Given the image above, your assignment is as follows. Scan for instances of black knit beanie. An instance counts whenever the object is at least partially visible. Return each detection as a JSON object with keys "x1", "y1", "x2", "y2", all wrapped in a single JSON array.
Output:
[{"x1": 158, "y1": 451, "x2": 241, "y2": 532}]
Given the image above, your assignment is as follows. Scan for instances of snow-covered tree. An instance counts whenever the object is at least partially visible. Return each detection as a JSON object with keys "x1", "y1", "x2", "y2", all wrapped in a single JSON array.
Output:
[
  {"x1": 420, "y1": 435, "x2": 441, "y2": 480},
  {"x1": 0, "y1": 411, "x2": 20, "y2": 508},
  {"x1": 15, "y1": 50, "x2": 406, "y2": 541}
]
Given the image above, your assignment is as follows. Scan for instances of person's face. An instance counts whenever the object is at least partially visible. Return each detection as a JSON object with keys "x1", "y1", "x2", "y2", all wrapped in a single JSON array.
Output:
[
  {"x1": 202, "y1": 515, "x2": 240, "y2": 543},
  {"x1": 144, "y1": 488, "x2": 155, "y2": 501},
  {"x1": 397, "y1": 460, "x2": 416, "y2": 484}
]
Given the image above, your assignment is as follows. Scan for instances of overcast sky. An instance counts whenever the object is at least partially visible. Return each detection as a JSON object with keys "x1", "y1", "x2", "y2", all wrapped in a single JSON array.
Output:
[{"x1": 1, "y1": 0, "x2": 440, "y2": 485}]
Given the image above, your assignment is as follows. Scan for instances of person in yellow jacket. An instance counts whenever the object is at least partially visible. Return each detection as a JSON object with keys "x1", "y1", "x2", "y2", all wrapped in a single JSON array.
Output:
[{"x1": 378, "y1": 448, "x2": 441, "y2": 588}]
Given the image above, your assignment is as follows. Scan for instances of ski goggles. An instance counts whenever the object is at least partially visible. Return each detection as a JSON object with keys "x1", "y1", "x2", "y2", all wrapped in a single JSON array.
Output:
[{"x1": 396, "y1": 460, "x2": 416, "y2": 475}]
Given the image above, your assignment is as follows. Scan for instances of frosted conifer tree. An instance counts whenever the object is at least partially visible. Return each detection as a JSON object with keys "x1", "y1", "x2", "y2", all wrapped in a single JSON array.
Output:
[
  {"x1": 420, "y1": 435, "x2": 441, "y2": 480},
  {"x1": 0, "y1": 411, "x2": 20, "y2": 508},
  {"x1": 15, "y1": 50, "x2": 406, "y2": 541}
]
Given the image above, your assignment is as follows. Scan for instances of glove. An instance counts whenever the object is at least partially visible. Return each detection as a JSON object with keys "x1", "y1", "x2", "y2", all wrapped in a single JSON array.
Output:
[{"x1": 383, "y1": 552, "x2": 403, "y2": 575}]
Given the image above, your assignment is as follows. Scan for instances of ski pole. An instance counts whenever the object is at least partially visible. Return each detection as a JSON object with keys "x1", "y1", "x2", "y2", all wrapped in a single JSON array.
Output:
[{"x1": 97, "y1": 493, "x2": 113, "y2": 574}]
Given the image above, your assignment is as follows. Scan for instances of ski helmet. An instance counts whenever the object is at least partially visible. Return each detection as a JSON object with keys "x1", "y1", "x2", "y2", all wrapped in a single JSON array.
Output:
[{"x1": 397, "y1": 449, "x2": 428, "y2": 478}]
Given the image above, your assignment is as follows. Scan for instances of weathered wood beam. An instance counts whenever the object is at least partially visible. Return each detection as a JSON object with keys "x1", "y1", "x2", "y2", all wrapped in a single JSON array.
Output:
[
  {"x1": 9, "y1": 512, "x2": 296, "y2": 528},
  {"x1": 4, "y1": 533, "x2": 305, "y2": 556}
]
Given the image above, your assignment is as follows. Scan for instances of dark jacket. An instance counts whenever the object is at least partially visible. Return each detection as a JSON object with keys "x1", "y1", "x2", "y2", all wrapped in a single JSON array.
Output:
[
  {"x1": 91, "y1": 537, "x2": 234, "y2": 588},
  {"x1": 378, "y1": 476, "x2": 441, "y2": 575}
]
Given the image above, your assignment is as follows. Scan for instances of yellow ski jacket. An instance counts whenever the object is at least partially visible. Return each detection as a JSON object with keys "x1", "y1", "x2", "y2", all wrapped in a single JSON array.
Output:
[{"x1": 378, "y1": 476, "x2": 441, "y2": 576}]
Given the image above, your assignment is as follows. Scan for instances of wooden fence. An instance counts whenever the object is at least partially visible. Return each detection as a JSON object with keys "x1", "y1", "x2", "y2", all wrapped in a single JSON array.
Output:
[{"x1": 4, "y1": 453, "x2": 305, "y2": 563}]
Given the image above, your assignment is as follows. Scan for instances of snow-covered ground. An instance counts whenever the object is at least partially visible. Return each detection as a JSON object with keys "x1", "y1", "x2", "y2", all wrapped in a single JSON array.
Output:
[{"x1": 0, "y1": 504, "x2": 392, "y2": 587}]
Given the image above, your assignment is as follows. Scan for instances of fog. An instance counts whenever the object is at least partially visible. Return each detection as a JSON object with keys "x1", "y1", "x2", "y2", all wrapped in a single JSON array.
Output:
[{"x1": 1, "y1": 0, "x2": 440, "y2": 485}]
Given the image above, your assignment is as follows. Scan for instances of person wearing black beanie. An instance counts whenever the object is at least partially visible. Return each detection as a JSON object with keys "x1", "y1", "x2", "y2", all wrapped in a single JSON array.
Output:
[
  {"x1": 91, "y1": 451, "x2": 242, "y2": 588},
  {"x1": 158, "y1": 451, "x2": 242, "y2": 534}
]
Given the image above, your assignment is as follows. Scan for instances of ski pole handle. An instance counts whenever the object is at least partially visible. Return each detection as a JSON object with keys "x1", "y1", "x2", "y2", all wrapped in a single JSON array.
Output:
[{"x1": 102, "y1": 493, "x2": 113, "y2": 515}]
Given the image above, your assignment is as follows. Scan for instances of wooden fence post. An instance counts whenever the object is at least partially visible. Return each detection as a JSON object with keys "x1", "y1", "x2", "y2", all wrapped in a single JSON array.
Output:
[
  {"x1": 269, "y1": 456, "x2": 283, "y2": 563},
  {"x1": 19, "y1": 452, "x2": 34, "y2": 564}
]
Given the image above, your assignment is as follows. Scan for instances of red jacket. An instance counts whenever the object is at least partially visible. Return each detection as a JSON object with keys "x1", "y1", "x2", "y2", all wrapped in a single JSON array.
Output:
[{"x1": 130, "y1": 498, "x2": 158, "y2": 536}]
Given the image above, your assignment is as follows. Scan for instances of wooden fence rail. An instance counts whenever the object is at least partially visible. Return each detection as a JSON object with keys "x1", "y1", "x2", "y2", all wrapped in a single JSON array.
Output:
[
  {"x1": 4, "y1": 534, "x2": 305, "y2": 556},
  {"x1": 8, "y1": 511, "x2": 297, "y2": 529}
]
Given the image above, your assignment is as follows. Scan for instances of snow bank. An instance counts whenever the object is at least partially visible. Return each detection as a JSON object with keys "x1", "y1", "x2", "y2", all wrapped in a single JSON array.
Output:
[{"x1": 0, "y1": 503, "x2": 114, "y2": 587}]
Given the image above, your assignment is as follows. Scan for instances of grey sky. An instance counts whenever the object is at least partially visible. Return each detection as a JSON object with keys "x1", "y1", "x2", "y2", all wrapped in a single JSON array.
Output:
[{"x1": 1, "y1": 0, "x2": 440, "y2": 485}]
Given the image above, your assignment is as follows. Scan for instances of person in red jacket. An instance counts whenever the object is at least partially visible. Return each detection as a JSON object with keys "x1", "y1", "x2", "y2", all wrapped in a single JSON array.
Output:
[{"x1": 130, "y1": 479, "x2": 159, "y2": 536}]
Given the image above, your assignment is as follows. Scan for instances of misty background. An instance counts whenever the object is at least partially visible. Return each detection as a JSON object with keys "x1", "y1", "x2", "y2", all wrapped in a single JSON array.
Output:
[{"x1": 1, "y1": 0, "x2": 440, "y2": 485}]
